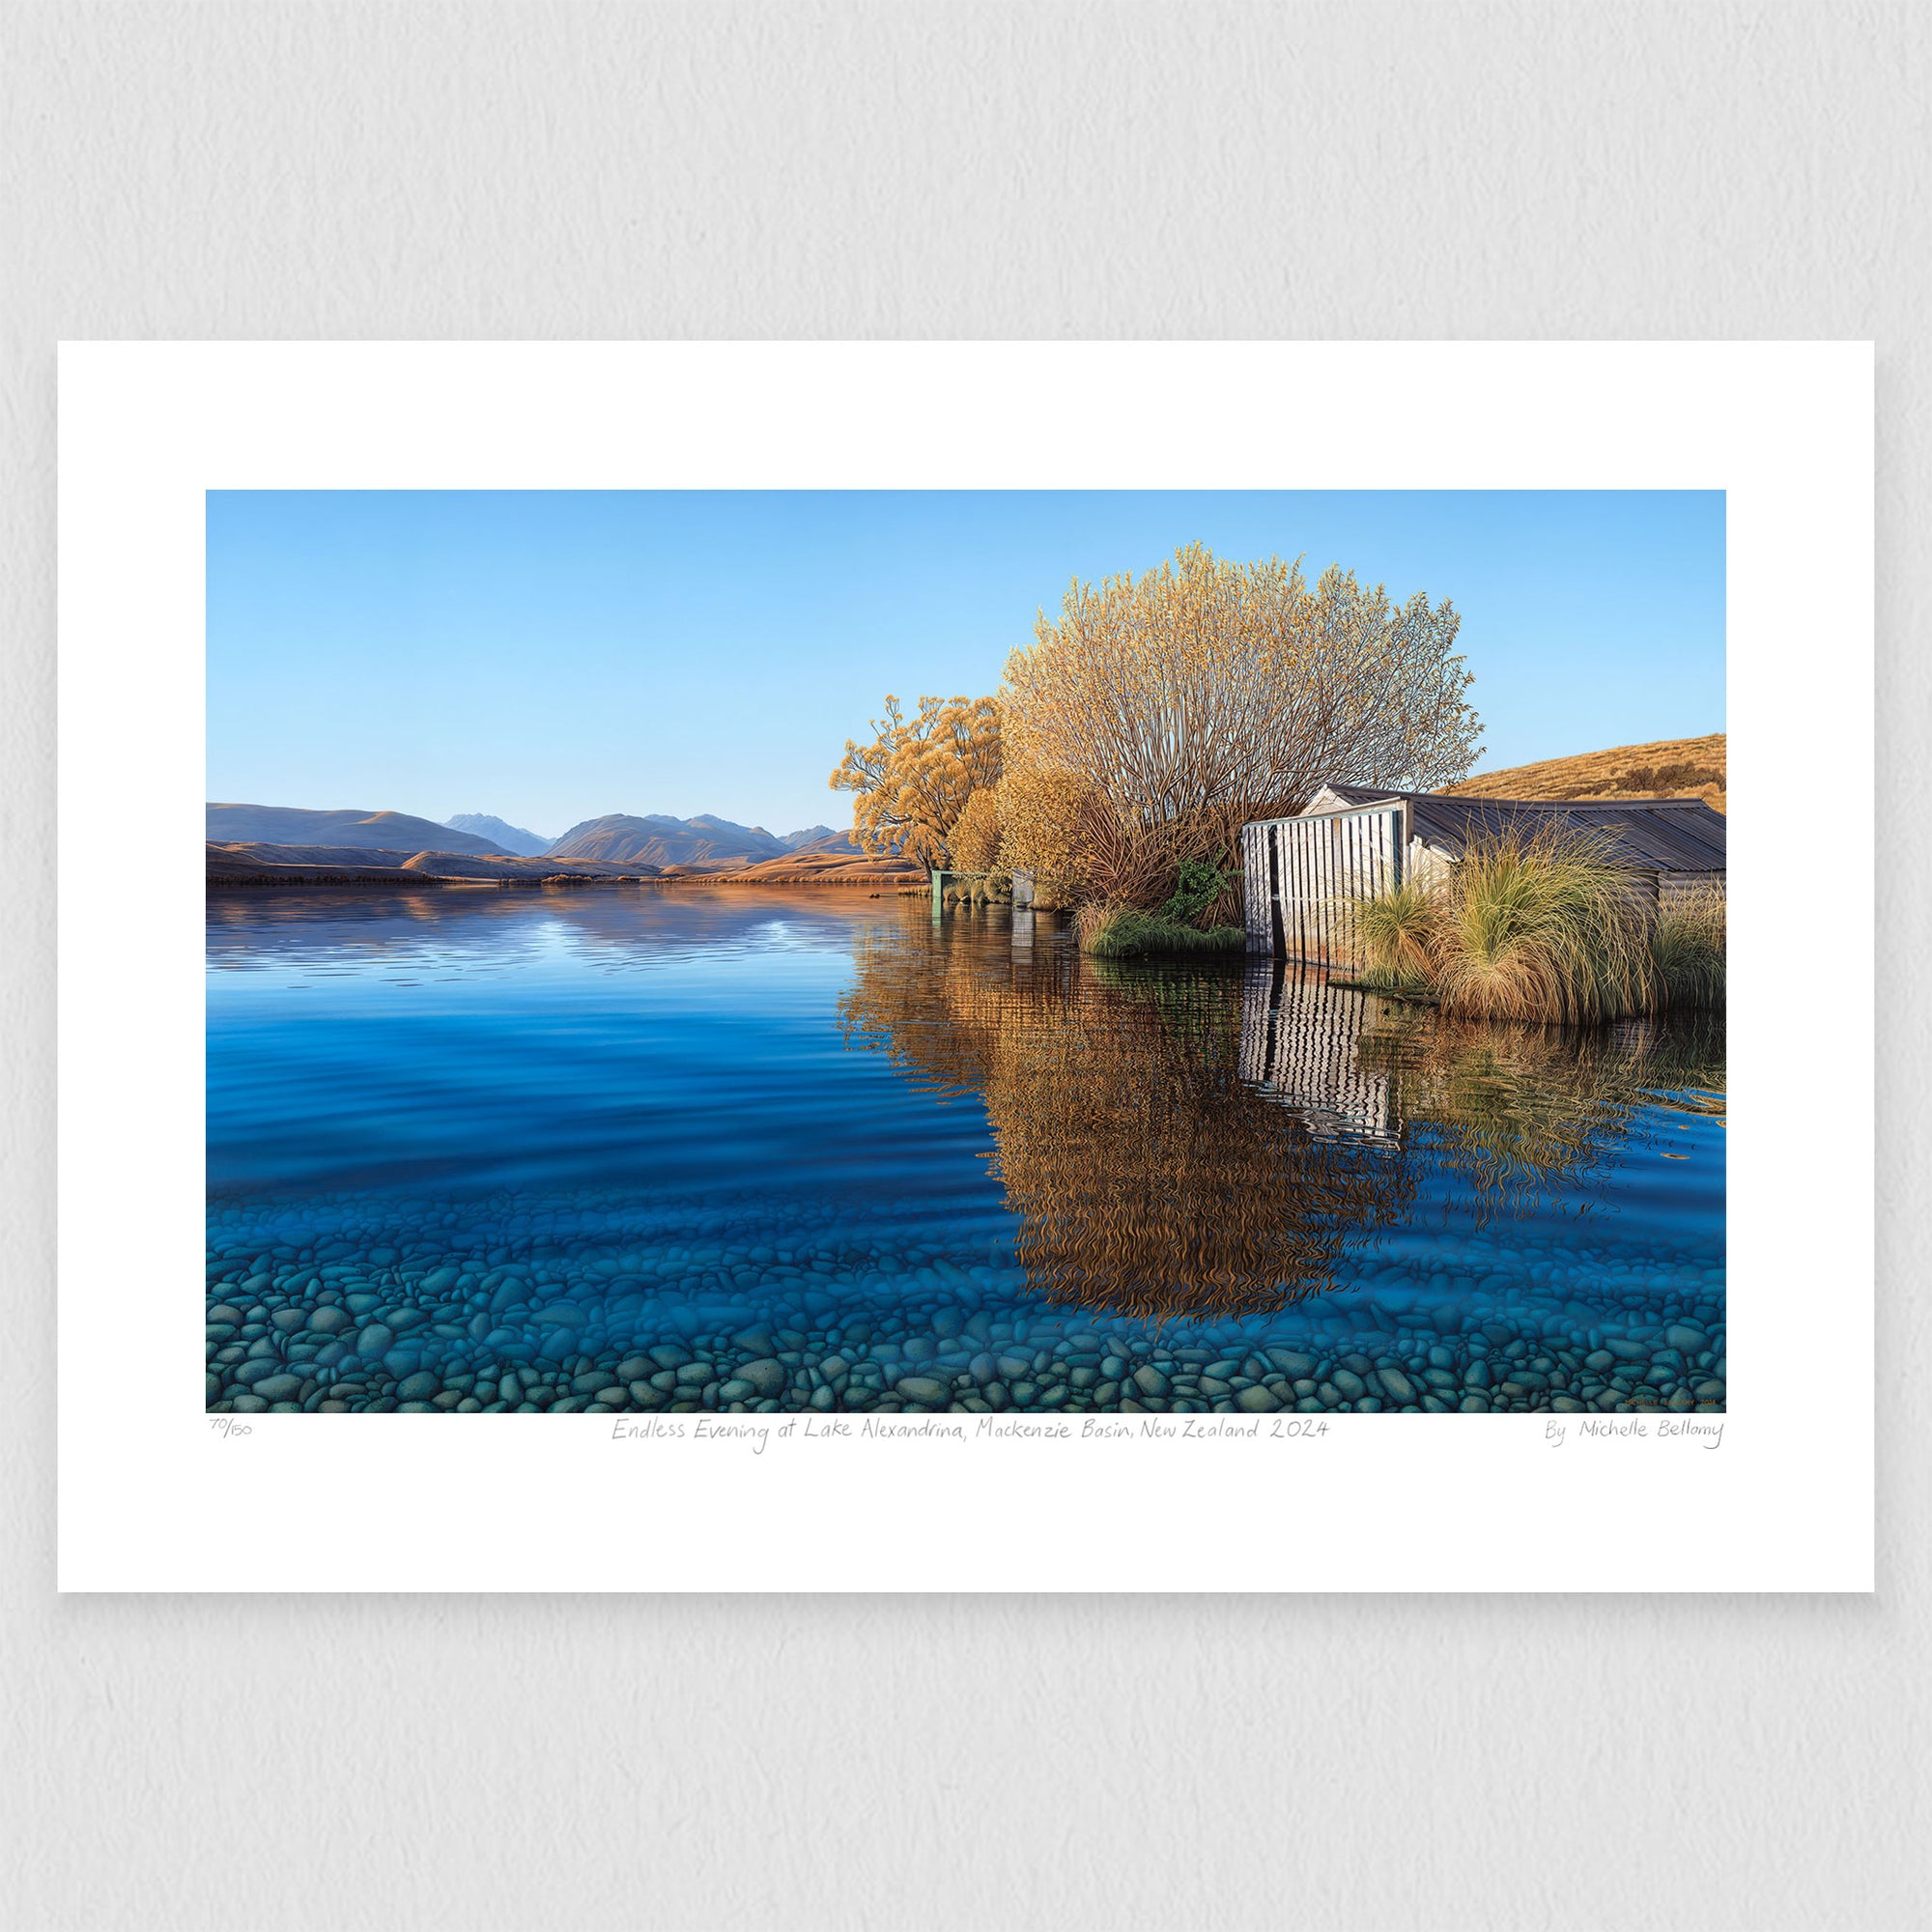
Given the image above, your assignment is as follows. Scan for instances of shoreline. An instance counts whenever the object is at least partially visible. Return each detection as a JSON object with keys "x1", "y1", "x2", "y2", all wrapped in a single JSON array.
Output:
[{"x1": 208, "y1": 872, "x2": 925, "y2": 892}]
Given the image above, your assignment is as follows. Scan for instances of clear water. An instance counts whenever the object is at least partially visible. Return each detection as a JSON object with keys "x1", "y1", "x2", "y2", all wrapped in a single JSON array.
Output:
[{"x1": 206, "y1": 888, "x2": 1725, "y2": 1415}]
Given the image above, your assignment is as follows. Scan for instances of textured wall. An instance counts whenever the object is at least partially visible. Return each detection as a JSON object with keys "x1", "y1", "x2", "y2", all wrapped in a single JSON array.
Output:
[{"x1": 3, "y1": 5, "x2": 1927, "y2": 1927}]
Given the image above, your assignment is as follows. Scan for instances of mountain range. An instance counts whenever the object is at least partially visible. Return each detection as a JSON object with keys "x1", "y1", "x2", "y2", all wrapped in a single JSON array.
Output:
[
  {"x1": 776, "y1": 824, "x2": 854, "y2": 853},
  {"x1": 206, "y1": 803, "x2": 511, "y2": 855},
  {"x1": 443, "y1": 812, "x2": 554, "y2": 856},
  {"x1": 207, "y1": 803, "x2": 864, "y2": 872},
  {"x1": 547, "y1": 813, "x2": 859, "y2": 867}
]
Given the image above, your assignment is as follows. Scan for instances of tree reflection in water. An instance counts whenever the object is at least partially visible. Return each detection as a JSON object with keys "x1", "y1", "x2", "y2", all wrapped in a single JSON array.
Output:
[
  {"x1": 842, "y1": 909, "x2": 1725, "y2": 1323},
  {"x1": 839, "y1": 915, "x2": 1412, "y2": 1320}
]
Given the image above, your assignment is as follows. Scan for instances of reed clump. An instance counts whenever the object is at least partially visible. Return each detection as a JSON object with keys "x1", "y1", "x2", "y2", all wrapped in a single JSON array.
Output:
[
  {"x1": 1076, "y1": 902, "x2": 1245, "y2": 959},
  {"x1": 1353, "y1": 823, "x2": 1722, "y2": 1022},
  {"x1": 1353, "y1": 880, "x2": 1440, "y2": 993},
  {"x1": 1431, "y1": 823, "x2": 1655, "y2": 1023},
  {"x1": 1649, "y1": 886, "x2": 1726, "y2": 1009}
]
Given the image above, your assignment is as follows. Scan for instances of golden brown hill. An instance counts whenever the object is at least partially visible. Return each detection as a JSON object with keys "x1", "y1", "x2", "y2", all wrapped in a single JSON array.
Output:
[
  {"x1": 206, "y1": 842, "x2": 659, "y2": 884},
  {"x1": 698, "y1": 850, "x2": 927, "y2": 887},
  {"x1": 1439, "y1": 733, "x2": 1725, "y2": 814}
]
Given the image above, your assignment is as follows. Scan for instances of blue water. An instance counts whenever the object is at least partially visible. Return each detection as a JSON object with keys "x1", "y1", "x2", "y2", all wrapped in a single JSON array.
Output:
[{"x1": 207, "y1": 888, "x2": 1725, "y2": 1414}]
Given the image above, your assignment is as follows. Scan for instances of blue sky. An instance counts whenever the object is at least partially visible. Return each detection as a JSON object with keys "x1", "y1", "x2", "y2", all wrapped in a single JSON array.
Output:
[{"x1": 207, "y1": 490, "x2": 1724, "y2": 839}]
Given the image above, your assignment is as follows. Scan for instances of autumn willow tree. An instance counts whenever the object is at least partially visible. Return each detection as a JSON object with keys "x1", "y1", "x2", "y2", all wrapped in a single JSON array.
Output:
[
  {"x1": 1000, "y1": 542, "x2": 1482, "y2": 904},
  {"x1": 829, "y1": 693, "x2": 1002, "y2": 868}
]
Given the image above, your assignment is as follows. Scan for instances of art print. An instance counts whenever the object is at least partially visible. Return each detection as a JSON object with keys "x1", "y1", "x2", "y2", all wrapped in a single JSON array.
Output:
[
  {"x1": 203, "y1": 491, "x2": 1726, "y2": 1428},
  {"x1": 57, "y1": 342, "x2": 1871, "y2": 1591}
]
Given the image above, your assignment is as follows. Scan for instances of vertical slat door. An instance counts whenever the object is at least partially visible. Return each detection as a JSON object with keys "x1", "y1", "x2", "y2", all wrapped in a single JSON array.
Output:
[
  {"x1": 1246, "y1": 807, "x2": 1404, "y2": 966},
  {"x1": 1240, "y1": 823, "x2": 1270, "y2": 952}
]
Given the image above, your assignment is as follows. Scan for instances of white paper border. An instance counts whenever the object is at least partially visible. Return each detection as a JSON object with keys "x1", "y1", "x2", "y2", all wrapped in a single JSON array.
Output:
[{"x1": 57, "y1": 342, "x2": 1873, "y2": 1591}]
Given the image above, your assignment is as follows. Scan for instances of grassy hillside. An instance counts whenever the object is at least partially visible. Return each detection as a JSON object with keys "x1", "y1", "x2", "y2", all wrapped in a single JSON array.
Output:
[
  {"x1": 699, "y1": 850, "x2": 925, "y2": 886},
  {"x1": 1439, "y1": 733, "x2": 1725, "y2": 814},
  {"x1": 206, "y1": 842, "x2": 659, "y2": 883}
]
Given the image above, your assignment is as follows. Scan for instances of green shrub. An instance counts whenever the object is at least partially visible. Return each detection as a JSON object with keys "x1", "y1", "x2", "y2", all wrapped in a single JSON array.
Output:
[{"x1": 1156, "y1": 853, "x2": 1235, "y2": 927}]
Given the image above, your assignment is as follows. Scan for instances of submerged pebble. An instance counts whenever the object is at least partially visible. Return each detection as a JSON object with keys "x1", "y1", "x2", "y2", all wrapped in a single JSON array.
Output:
[{"x1": 204, "y1": 1182, "x2": 1725, "y2": 1417}]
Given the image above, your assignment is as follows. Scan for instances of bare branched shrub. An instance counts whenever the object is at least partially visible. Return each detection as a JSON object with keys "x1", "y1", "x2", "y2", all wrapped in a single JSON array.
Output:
[{"x1": 1000, "y1": 541, "x2": 1482, "y2": 909}]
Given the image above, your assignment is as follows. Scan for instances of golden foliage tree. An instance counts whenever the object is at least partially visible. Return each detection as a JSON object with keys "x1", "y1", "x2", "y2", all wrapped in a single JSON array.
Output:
[
  {"x1": 829, "y1": 694, "x2": 1002, "y2": 869},
  {"x1": 1001, "y1": 542, "x2": 1482, "y2": 904},
  {"x1": 990, "y1": 767, "x2": 1101, "y2": 909},
  {"x1": 948, "y1": 786, "x2": 1003, "y2": 873}
]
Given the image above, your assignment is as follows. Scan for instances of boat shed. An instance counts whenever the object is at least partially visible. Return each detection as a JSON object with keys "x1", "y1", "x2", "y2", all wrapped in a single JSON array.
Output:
[{"x1": 1239, "y1": 781, "x2": 1727, "y2": 964}]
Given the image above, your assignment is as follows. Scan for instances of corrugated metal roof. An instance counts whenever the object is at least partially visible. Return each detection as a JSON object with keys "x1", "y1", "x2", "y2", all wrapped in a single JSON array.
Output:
[{"x1": 1276, "y1": 782, "x2": 1727, "y2": 873}]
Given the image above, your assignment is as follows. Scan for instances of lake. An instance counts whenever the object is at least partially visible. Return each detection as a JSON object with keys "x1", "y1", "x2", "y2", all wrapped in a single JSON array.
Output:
[{"x1": 206, "y1": 886, "x2": 1726, "y2": 1415}]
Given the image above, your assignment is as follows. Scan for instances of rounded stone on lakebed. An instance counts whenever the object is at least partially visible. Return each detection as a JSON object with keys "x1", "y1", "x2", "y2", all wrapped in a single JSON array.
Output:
[
  {"x1": 207, "y1": 1179, "x2": 1720, "y2": 1421},
  {"x1": 735, "y1": 1358, "x2": 786, "y2": 1396}
]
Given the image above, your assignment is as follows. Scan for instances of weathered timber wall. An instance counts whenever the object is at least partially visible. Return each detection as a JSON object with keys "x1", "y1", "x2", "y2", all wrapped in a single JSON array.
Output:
[{"x1": 1241, "y1": 808, "x2": 1406, "y2": 967}]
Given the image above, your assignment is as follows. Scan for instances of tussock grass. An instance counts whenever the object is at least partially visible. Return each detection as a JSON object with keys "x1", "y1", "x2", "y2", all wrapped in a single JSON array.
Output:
[
  {"x1": 1077, "y1": 903, "x2": 1246, "y2": 959},
  {"x1": 1431, "y1": 823, "x2": 1656, "y2": 1023},
  {"x1": 1350, "y1": 822, "x2": 1723, "y2": 1023},
  {"x1": 1354, "y1": 880, "x2": 1440, "y2": 993},
  {"x1": 1650, "y1": 887, "x2": 1726, "y2": 1009}
]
